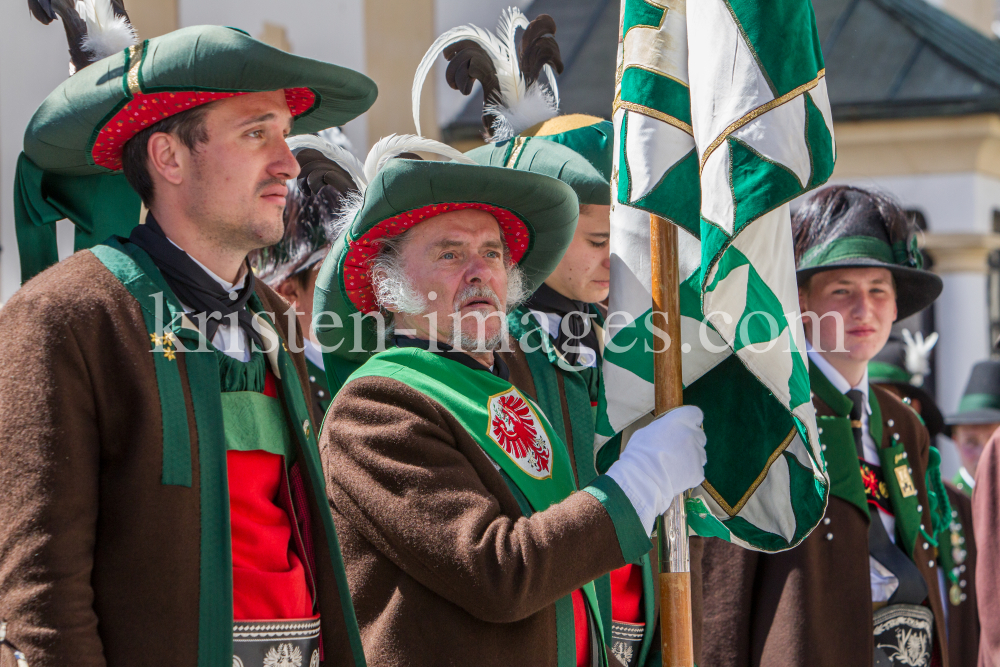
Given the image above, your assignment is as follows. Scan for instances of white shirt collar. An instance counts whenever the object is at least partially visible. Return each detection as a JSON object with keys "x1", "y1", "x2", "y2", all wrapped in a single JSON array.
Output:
[
  {"x1": 303, "y1": 338, "x2": 325, "y2": 370},
  {"x1": 806, "y1": 341, "x2": 871, "y2": 414},
  {"x1": 167, "y1": 238, "x2": 247, "y2": 294}
]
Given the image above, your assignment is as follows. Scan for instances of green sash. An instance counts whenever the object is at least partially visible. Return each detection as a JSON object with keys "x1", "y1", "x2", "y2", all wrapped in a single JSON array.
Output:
[
  {"x1": 350, "y1": 346, "x2": 608, "y2": 667},
  {"x1": 509, "y1": 306, "x2": 657, "y2": 666},
  {"x1": 90, "y1": 238, "x2": 366, "y2": 667}
]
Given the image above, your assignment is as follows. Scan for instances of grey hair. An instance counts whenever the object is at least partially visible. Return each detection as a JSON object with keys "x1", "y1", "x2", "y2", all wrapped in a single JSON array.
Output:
[{"x1": 369, "y1": 226, "x2": 531, "y2": 318}]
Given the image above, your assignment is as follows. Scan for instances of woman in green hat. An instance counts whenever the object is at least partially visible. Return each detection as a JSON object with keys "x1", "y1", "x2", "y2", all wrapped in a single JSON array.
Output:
[
  {"x1": 0, "y1": 23, "x2": 377, "y2": 667},
  {"x1": 306, "y1": 128, "x2": 708, "y2": 666},
  {"x1": 700, "y1": 185, "x2": 950, "y2": 667}
]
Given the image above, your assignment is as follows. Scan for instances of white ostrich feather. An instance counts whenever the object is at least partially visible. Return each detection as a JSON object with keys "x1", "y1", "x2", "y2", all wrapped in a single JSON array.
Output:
[
  {"x1": 363, "y1": 134, "x2": 475, "y2": 183},
  {"x1": 74, "y1": 0, "x2": 137, "y2": 62},
  {"x1": 411, "y1": 6, "x2": 558, "y2": 140}
]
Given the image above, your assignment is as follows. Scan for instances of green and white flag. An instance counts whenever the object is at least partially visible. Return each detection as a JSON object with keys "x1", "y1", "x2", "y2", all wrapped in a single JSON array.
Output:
[{"x1": 599, "y1": 0, "x2": 835, "y2": 551}]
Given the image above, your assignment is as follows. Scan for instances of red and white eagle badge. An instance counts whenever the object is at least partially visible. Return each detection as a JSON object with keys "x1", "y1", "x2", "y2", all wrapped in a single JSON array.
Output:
[{"x1": 487, "y1": 388, "x2": 553, "y2": 479}]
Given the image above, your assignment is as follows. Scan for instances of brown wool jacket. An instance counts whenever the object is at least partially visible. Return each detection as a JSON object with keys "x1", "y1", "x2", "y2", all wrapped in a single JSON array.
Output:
[
  {"x1": 944, "y1": 482, "x2": 979, "y2": 667},
  {"x1": 0, "y1": 249, "x2": 357, "y2": 667},
  {"x1": 698, "y1": 384, "x2": 948, "y2": 667},
  {"x1": 973, "y1": 428, "x2": 1000, "y2": 667},
  {"x1": 320, "y1": 362, "x2": 644, "y2": 667}
]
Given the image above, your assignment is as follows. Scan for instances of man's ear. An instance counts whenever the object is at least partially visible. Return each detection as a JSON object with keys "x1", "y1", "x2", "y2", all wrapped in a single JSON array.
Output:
[
  {"x1": 147, "y1": 132, "x2": 184, "y2": 186},
  {"x1": 274, "y1": 278, "x2": 301, "y2": 304},
  {"x1": 797, "y1": 284, "x2": 809, "y2": 315}
]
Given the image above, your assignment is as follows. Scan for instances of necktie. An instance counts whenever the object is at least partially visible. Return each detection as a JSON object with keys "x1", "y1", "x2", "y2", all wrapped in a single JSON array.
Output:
[{"x1": 848, "y1": 389, "x2": 927, "y2": 605}]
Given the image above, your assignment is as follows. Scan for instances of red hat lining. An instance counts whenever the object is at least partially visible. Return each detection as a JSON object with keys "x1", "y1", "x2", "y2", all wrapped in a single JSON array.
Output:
[
  {"x1": 91, "y1": 87, "x2": 316, "y2": 170},
  {"x1": 342, "y1": 202, "x2": 530, "y2": 314}
]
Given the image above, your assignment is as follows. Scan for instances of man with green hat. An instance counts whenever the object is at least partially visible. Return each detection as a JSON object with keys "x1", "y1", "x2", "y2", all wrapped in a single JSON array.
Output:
[
  {"x1": 870, "y1": 335, "x2": 980, "y2": 666},
  {"x1": 948, "y1": 361, "x2": 1000, "y2": 496},
  {"x1": 0, "y1": 24, "x2": 376, "y2": 666},
  {"x1": 311, "y1": 148, "x2": 708, "y2": 666},
  {"x1": 699, "y1": 185, "x2": 949, "y2": 666},
  {"x1": 416, "y1": 14, "x2": 661, "y2": 665}
]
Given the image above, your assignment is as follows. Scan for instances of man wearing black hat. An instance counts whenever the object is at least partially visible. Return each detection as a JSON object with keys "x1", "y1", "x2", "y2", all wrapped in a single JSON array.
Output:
[
  {"x1": 871, "y1": 337, "x2": 980, "y2": 667},
  {"x1": 0, "y1": 25, "x2": 377, "y2": 667},
  {"x1": 699, "y1": 185, "x2": 948, "y2": 667}
]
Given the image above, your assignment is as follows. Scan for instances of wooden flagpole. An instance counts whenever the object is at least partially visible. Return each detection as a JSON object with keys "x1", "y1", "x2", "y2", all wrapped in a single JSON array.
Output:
[{"x1": 649, "y1": 214, "x2": 694, "y2": 666}]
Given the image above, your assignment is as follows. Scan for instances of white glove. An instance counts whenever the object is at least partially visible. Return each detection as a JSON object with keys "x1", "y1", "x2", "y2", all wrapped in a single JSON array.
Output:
[{"x1": 605, "y1": 405, "x2": 707, "y2": 534}]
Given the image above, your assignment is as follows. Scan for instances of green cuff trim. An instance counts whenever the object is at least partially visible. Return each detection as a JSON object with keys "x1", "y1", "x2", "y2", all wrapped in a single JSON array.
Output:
[
  {"x1": 958, "y1": 392, "x2": 1000, "y2": 413},
  {"x1": 584, "y1": 475, "x2": 653, "y2": 565}
]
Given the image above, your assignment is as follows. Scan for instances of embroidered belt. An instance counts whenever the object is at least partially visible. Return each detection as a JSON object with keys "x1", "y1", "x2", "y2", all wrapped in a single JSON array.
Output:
[
  {"x1": 232, "y1": 617, "x2": 320, "y2": 667},
  {"x1": 872, "y1": 604, "x2": 933, "y2": 667},
  {"x1": 610, "y1": 620, "x2": 644, "y2": 667}
]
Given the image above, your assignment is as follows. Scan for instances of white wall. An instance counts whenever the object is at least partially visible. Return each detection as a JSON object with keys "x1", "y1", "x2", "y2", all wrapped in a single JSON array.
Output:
[
  {"x1": 0, "y1": 15, "x2": 79, "y2": 303},
  {"x1": 179, "y1": 0, "x2": 369, "y2": 150}
]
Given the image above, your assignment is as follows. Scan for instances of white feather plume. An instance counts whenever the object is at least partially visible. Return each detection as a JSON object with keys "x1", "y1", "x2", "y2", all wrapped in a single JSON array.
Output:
[
  {"x1": 74, "y1": 0, "x2": 137, "y2": 63},
  {"x1": 411, "y1": 6, "x2": 558, "y2": 140},
  {"x1": 363, "y1": 134, "x2": 476, "y2": 184},
  {"x1": 287, "y1": 134, "x2": 367, "y2": 191},
  {"x1": 901, "y1": 328, "x2": 938, "y2": 387}
]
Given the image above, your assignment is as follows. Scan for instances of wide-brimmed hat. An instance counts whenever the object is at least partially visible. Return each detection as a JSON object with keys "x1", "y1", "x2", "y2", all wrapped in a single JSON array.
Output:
[
  {"x1": 794, "y1": 186, "x2": 943, "y2": 320},
  {"x1": 947, "y1": 360, "x2": 1000, "y2": 426},
  {"x1": 869, "y1": 335, "x2": 945, "y2": 437},
  {"x1": 312, "y1": 157, "x2": 579, "y2": 365},
  {"x1": 24, "y1": 25, "x2": 376, "y2": 175},
  {"x1": 466, "y1": 132, "x2": 609, "y2": 205},
  {"x1": 15, "y1": 25, "x2": 376, "y2": 283},
  {"x1": 520, "y1": 114, "x2": 613, "y2": 181}
]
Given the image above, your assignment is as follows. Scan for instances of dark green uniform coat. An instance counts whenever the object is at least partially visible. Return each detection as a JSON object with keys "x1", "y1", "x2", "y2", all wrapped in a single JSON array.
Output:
[{"x1": 0, "y1": 245, "x2": 363, "y2": 667}]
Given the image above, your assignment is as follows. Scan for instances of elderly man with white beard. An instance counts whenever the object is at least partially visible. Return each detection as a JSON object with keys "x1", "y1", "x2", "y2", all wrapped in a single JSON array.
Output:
[{"x1": 312, "y1": 156, "x2": 707, "y2": 667}]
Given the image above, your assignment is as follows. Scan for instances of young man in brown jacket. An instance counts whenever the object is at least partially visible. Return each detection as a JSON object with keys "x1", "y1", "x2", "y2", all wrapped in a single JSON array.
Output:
[
  {"x1": 698, "y1": 186, "x2": 949, "y2": 666},
  {"x1": 310, "y1": 152, "x2": 709, "y2": 667},
  {"x1": 0, "y1": 25, "x2": 377, "y2": 667}
]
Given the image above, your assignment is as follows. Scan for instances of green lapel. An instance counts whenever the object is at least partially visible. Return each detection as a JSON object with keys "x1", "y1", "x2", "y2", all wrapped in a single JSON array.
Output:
[
  {"x1": 872, "y1": 392, "x2": 931, "y2": 560},
  {"x1": 809, "y1": 364, "x2": 869, "y2": 519},
  {"x1": 91, "y1": 239, "x2": 366, "y2": 667},
  {"x1": 91, "y1": 238, "x2": 232, "y2": 666}
]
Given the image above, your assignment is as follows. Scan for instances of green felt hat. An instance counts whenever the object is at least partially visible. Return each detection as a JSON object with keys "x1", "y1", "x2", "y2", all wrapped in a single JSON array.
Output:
[
  {"x1": 522, "y1": 114, "x2": 613, "y2": 181},
  {"x1": 24, "y1": 25, "x2": 376, "y2": 175},
  {"x1": 795, "y1": 186, "x2": 943, "y2": 320},
  {"x1": 466, "y1": 134, "x2": 609, "y2": 205},
  {"x1": 947, "y1": 361, "x2": 1000, "y2": 426},
  {"x1": 15, "y1": 25, "x2": 376, "y2": 284},
  {"x1": 312, "y1": 158, "x2": 579, "y2": 365}
]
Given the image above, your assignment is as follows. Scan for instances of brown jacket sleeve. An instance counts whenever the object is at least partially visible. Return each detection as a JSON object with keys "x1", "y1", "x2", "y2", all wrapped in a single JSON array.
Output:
[
  {"x1": 321, "y1": 375, "x2": 631, "y2": 624},
  {"x1": 0, "y1": 276, "x2": 107, "y2": 666},
  {"x1": 974, "y1": 428, "x2": 1000, "y2": 666}
]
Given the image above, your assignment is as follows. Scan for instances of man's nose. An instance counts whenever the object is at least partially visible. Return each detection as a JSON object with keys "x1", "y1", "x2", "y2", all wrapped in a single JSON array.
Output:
[{"x1": 273, "y1": 137, "x2": 301, "y2": 181}]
